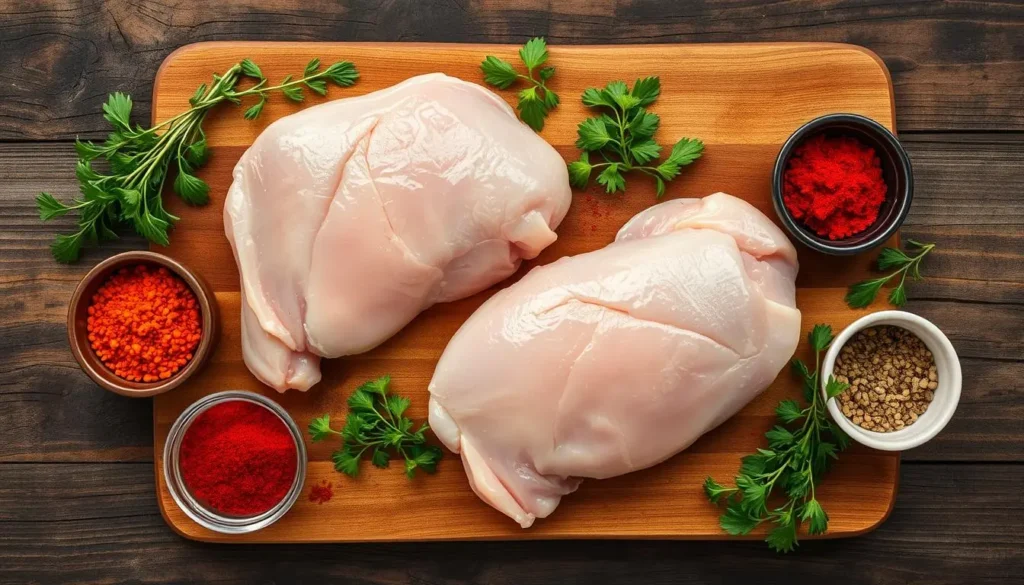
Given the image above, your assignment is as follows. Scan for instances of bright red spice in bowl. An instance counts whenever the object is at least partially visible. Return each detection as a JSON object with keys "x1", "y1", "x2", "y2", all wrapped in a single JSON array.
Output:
[
  {"x1": 179, "y1": 400, "x2": 298, "y2": 517},
  {"x1": 782, "y1": 134, "x2": 888, "y2": 240},
  {"x1": 86, "y1": 264, "x2": 201, "y2": 382}
]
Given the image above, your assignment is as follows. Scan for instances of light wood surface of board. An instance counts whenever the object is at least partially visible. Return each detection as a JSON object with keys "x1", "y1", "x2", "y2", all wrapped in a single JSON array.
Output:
[{"x1": 152, "y1": 42, "x2": 899, "y2": 543}]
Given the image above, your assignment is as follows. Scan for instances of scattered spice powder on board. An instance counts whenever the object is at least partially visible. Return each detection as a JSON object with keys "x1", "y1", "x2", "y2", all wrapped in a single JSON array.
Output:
[
  {"x1": 179, "y1": 400, "x2": 298, "y2": 517},
  {"x1": 87, "y1": 264, "x2": 201, "y2": 382},
  {"x1": 833, "y1": 326, "x2": 937, "y2": 433},
  {"x1": 309, "y1": 480, "x2": 333, "y2": 504},
  {"x1": 783, "y1": 134, "x2": 888, "y2": 240}
]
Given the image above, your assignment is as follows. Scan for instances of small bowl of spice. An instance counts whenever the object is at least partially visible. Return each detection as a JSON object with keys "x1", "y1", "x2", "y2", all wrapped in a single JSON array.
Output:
[
  {"x1": 163, "y1": 391, "x2": 306, "y2": 534},
  {"x1": 67, "y1": 251, "x2": 217, "y2": 397},
  {"x1": 772, "y1": 113, "x2": 913, "y2": 255},
  {"x1": 822, "y1": 311, "x2": 962, "y2": 451}
]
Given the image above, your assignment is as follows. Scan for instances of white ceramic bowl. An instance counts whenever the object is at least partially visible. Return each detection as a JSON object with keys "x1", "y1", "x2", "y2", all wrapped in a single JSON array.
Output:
[{"x1": 822, "y1": 310, "x2": 961, "y2": 451}]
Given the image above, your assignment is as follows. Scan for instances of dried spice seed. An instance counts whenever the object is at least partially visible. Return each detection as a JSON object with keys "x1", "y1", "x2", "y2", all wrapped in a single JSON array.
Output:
[{"x1": 832, "y1": 325, "x2": 937, "y2": 433}]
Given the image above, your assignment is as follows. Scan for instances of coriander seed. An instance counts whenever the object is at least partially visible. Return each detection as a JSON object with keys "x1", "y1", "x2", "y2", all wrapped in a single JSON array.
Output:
[{"x1": 833, "y1": 325, "x2": 937, "y2": 433}]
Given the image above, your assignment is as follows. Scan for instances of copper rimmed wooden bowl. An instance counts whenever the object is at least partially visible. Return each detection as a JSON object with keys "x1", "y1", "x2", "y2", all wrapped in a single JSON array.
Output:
[{"x1": 67, "y1": 251, "x2": 217, "y2": 397}]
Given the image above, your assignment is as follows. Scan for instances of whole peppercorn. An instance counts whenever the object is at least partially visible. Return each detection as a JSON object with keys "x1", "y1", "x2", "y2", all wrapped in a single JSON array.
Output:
[
  {"x1": 86, "y1": 264, "x2": 202, "y2": 382},
  {"x1": 833, "y1": 325, "x2": 937, "y2": 433}
]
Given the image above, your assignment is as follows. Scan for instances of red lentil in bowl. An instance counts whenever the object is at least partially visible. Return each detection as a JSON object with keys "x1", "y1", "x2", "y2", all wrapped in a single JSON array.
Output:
[{"x1": 67, "y1": 251, "x2": 217, "y2": 397}]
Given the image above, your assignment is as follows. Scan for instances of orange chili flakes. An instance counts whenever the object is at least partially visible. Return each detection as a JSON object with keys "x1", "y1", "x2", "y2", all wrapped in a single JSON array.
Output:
[{"x1": 87, "y1": 264, "x2": 202, "y2": 383}]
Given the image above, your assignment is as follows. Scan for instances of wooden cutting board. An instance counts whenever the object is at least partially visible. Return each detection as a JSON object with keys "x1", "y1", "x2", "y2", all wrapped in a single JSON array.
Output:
[{"x1": 152, "y1": 42, "x2": 899, "y2": 542}]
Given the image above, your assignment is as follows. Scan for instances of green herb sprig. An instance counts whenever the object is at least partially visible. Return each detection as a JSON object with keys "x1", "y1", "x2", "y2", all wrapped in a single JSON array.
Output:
[
  {"x1": 480, "y1": 37, "x2": 559, "y2": 131},
  {"x1": 567, "y1": 77, "x2": 703, "y2": 197},
  {"x1": 704, "y1": 324, "x2": 851, "y2": 553},
  {"x1": 846, "y1": 239, "x2": 936, "y2": 308},
  {"x1": 36, "y1": 57, "x2": 359, "y2": 263},
  {"x1": 309, "y1": 375, "x2": 442, "y2": 479}
]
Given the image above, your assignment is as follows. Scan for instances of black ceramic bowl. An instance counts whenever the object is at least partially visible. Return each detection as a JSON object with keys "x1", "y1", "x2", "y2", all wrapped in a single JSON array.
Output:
[{"x1": 772, "y1": 113, "x2": 913, "y2": 256}]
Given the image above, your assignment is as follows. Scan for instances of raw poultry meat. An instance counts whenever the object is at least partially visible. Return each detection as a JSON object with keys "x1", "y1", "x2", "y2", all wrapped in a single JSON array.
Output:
[
  {"x1": 225, "y1": 74, "x2": 572, "y2": 391},
  {"x1": 428, "y1": 192, "x2": 801, "y2": 527}
]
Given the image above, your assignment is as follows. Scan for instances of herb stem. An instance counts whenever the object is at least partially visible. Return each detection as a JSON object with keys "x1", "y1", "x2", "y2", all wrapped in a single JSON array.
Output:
[
  {"x1": 38, "y1": 57, "x2": 359, "y2": 262},
  {"x1": 705, "y1": 324, "x2": 849, "y2": 552}
]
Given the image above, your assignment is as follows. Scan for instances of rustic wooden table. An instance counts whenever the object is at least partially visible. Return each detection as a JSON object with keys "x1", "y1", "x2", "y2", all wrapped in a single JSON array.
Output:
[{"x1": 1, "y1": 1, "x2": 1021, "y2": 583}]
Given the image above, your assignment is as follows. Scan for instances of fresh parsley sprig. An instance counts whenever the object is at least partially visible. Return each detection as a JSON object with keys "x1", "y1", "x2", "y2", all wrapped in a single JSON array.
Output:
[
  {"x1": 846, "y1": 239, "x2": 936, "y2": 309},
  {"x1": 36, "y1": 57, "x2": 359, "y2": 263},
  {"x1": 704, "y1": 324, "x2": 851, "y2": 553},
  {"x1": 309, "y1": 375, "x2": 442, "y2": 479},
  {"x1": 480, "y1": 37, "x2": 559, "y2": 131},
  {"x1": 567, "y1": 77, "x2": 703, "y2": 197}
]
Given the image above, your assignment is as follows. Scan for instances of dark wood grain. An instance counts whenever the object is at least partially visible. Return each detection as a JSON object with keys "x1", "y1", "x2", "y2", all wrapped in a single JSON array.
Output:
[
  {"x1": 1, "y1": 463, "x2": 1021, "y2": 584},
  {"x1": 0, "y1": 0, "x2": 1022, "y2": 139},
  {"x1": 1, "y1": 0, "x2": 1022, "y2": 580}
]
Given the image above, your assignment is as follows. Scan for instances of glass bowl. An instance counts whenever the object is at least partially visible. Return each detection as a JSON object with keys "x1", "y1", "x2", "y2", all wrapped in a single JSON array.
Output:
[{"x1": 163, "y1": 390, "x2": 307, "y2": 534}]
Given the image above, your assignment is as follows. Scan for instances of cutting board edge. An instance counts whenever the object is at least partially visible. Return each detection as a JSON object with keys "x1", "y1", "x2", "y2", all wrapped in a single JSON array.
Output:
[
  {"x1": 150, "y1": 41, "x2": 901, "y2": 543},
  {"x1": 153, "y1": 40, "x2": 896, "y2": 130},
  {"x1": 153, "y1": 455, "x2": 900, "y2": 543}
]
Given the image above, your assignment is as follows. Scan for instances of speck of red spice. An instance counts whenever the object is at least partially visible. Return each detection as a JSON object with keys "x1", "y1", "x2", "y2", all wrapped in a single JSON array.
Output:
[
  {"x1": 782, "y1": 134, "x2": 888, "y2": 240},
  {"x1": 308, "y1": 480, "x2": 333, "y2": 504},
  {"x1": 179, "y1": 400, "x2": 298, "y2": 517},
  {"x1": 86, "y1": 264, "x2": 202, "y2": 383},
  {"x1": 585, "y1": 194, "x2": 601, "y2": 231}
]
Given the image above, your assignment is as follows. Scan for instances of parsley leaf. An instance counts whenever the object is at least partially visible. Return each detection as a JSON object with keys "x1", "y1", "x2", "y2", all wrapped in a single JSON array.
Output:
[
  {"x1": 703, "y1": 477, "x2": 738, "y2": 504},
  {"x1": 575, "y1": 117, "x2": 613, "y2": 150},
  {"x1": 332, "y1": 447, "x2": 361, "y2": 477},
  {"x1": 36, "y1": 193, "x2": 73, "y2": 221},
  {"x1": 629, "y1": 139, "x2": 662, "y2": 164},
  {"x1": 808, "y1": 324, "x2": 834, "y2": 353},
  {"x1": 567, "y1": 152, "x2": 593, "y2": 188},
  {"x1": 517, "y1": 88, "x2": 550, "y2": 132},
  {"x1": 102, "y1": 92, "x2": 133, "y2": 130},
  {"x1": 825, "y1": 376, "x2": 850, "y2": 399},
  {"x1": 310, "y1": 375, "x2": 441, "y2": 479},
  {"x1": 360, "y1": 375, "x2": 390, "y2": 397},
  {"x1": 481, "y1": 56, "x2": 519, "y2": 89},
  {"x1": 324, "y1": 61, "x2": 359, "y2": 87},
  {"x1": 766, "y1": 518, "x2": 798, "y2": 553},
  {"x1": 845, "y1": 277, "x2": 887, "y2": 309},
  {"x1": 173, "y1": 171, "x2": 210, "y2": 206},
  {"x1": 371, "y1": 448, "x2": 391, "y2": 469},
  {"x1": 518, "y1": 37, "x2": 549, "y2": 72},
  {"x1": 846, "y1": 241, "x2": 936, "y2": 309},
  {"x1": 888, "y1": 285, "x2": 908, "y2": 307},
  {"x1": 705, "y1": 323, "x2": 848, "y2": 552},
  {"x1": 876, "y1": 246, "x2": 912, "y2": 270},
  {"x1": 596, "y1": 163, "x2": 626, "y2": 194},
  {"x1": 630, "y1": 76, "x2": 661, "y2": 106},
  {"x1": 775, "y1": 399, "x2": 804, "y2": 424},
  {"x1": 801, "y1": 498, "x2": 829, "y2": 535},
  {"x1": 480, "y1": 38, "x2": 559, "y2": 131},
  {"x1": 307, "y1": 414, "x2": 337, "y2": 442},
  {"x1": 628, "y1": 110, "x2": 660, "y2": 139},
  {"x1": 239, "y1": 59, "x2": 264, "y2": 80},
  {"x1": 570, "y1": 77, "x2": 703, "y2": 197},
  {"x1": 719, "y1": 504, "x2": 761, "y2": 535}
]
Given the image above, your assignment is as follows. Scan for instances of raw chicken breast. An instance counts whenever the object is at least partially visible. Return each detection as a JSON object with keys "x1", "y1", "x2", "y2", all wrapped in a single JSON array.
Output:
[
  {"x1": 428, "y1": 192, "x2": 801, "y2": 527},
  {"x1": 225, "y1": 74, "x2": 572, "y2": 391}
]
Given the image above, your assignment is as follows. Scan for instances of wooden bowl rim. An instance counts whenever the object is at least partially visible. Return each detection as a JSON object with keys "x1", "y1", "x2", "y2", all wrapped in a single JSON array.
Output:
[{"x1": 67, "y1": 251, "x2": 218, "y2": 398}]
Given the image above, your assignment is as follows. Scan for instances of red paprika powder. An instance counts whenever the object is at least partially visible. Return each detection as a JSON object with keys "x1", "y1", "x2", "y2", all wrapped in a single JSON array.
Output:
[
  {"x1": 782, "y1": 134, "x2": 888, "y2": 240},
  {"x1": 308, "y1": 480, "x2": 333, "y2": 504},
  {"x1": 87, "y1": 264, "x2": 201, "y2": 382},
  {"x1": 179, "y1": 400, "x2": 298, "y2": 517}
]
